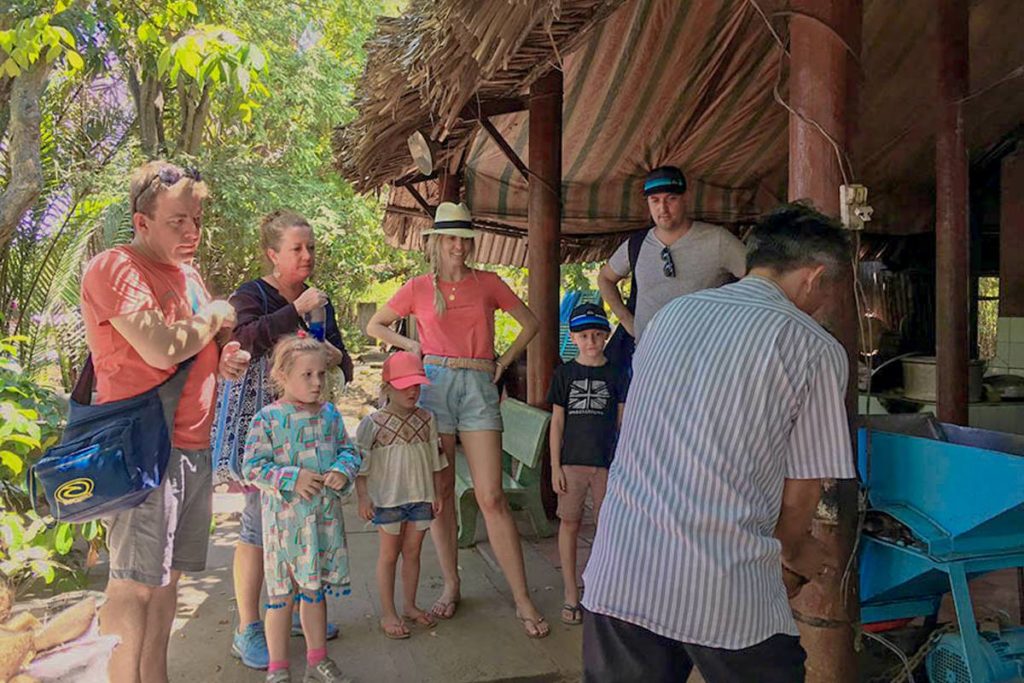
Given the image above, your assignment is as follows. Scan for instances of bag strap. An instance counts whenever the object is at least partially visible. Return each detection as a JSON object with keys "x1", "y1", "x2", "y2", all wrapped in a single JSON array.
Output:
[
  {"x1": 70, "y1": 353, "x2": 197, "y2": 408},
  {"x1": 70, "y1": 355, "x2": 96, "y2": 405},
  {"x1": 253, "y1": 278, "x2": 270, "y2": 315},
  {"x1": 155, "y1": 356, "x2": 197, "y2": 432},
  {"x1": 623, "y1": 227, "x2": 650, "y2": 316}
]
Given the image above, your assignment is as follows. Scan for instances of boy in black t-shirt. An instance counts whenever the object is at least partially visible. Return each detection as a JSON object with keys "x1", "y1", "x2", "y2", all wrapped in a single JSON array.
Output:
[{"x1": 547, "y1": 302, "x2": 626, "y2": 627}]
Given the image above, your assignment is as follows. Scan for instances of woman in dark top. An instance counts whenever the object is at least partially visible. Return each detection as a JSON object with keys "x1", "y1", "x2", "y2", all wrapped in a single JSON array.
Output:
[{"x1": 218, "y1": 209, "x2": 352, "y2": 669}]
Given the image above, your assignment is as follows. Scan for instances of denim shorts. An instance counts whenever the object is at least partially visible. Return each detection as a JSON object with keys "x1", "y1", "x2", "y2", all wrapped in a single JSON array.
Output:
[
  {"x1": 420, "y1": 364, "x2": 503, "y2": 434},
  {"x1": 239, "y1": 490, "x2": 262, "y2": 547},
  {"x1": 372, "y1": 502, "x2": 434, "y2": 535}
]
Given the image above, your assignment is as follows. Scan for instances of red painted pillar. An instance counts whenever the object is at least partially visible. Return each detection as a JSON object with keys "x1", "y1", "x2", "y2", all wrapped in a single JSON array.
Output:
[
  {"x1": 787, "y1": 2, "x2": 861, "y2": 682},
  {"x1": 438, "y1": 168, "x2": 461, "y2": 204},
  {"x1": 528, "y1": 70, "x2": 562, "y2": 519},
  {"x1": 935, "y1": 0, "x2": 970, "y2": 425},
  {"x1": 526, "y1": 70, "x2": 562, "y2": 407},
  {"x1": 1001, "y1": 152, "x2": 1024, "y2": 317}
]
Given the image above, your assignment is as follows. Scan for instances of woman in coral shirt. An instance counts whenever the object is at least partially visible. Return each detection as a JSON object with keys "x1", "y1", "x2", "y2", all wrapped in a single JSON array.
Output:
[{"x1": 366, "y1": 202, "x2": 548, "y2": 638}]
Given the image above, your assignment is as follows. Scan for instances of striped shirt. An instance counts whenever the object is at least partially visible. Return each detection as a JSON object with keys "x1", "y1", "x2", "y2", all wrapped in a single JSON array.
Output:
[{"x1": 581, "y1": 276, "x2": 856, "y2": 649}]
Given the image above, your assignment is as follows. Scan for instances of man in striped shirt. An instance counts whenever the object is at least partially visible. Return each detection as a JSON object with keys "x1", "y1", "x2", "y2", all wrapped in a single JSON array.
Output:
[{"x1": 581, "y1": 204, "x2": 858, "y2": 682}]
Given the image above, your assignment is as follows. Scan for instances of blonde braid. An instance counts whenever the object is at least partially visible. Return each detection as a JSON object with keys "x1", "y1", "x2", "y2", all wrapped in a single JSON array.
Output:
[{"x1": 427, "y1": 235, "x2": 447, "y2": 316}]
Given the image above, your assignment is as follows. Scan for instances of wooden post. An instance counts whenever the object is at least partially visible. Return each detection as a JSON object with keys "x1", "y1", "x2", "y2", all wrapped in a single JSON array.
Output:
[
  {"x1": 787, "y1": 2, "x2": 861, "y2": 681},
  {"x1": 528, "y1": 70, "x2": 562, "y2": 519},
  {"x1": 1001, "y1": 151, "x2": 1024, "y2": 317},
  {"x1": 438, "y1": 168, "x2": 461, "y2": 204},
  {"x1": 526, "y1": 70, "x2": 562, "y2": 408},
  {"x1": 935, "y1": 0, "x2": 970, "y2": 425}
]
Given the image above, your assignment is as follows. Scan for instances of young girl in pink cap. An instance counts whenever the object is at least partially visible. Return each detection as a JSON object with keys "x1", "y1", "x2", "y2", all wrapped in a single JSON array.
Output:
[{"x1": 355, "y1": 352, "x2": 447, "y2": 639}]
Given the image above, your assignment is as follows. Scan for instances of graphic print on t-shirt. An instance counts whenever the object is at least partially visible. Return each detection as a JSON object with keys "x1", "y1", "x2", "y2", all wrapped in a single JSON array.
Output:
[{"x1": 568, "y1": 379, "x2": 610, "y2": 414}]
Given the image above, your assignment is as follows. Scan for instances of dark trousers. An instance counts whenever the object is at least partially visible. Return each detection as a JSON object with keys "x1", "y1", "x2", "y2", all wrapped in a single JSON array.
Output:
[{"x1": 583, "y1": 610, "x2": 806, "y2": 683}]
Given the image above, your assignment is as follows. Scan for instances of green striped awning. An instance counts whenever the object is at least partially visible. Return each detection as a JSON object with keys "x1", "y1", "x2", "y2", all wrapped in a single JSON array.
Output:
[{"x1": 372, "y1": 0, "x2": 1024, "y2": 265}]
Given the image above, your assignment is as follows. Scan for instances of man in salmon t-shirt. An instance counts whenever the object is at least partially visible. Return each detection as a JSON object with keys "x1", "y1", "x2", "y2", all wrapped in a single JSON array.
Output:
[{"x1": 80, "y1": 161, "x2": 250, "y2": 683}]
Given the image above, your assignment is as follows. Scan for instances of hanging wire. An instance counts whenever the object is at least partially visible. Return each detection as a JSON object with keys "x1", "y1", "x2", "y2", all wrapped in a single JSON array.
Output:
[
  {"x1": 747, "y1": 0, "x2": 855, "y2": 186},
  {"x1": 863, "y1": 631, "x2": 917, "y2": 683},
  {"x1": 747, "y1": 0, "x2": 881, "y2": 617}
]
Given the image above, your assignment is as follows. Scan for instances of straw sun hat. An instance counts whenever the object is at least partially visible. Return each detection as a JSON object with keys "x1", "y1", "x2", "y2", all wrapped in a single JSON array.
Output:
[{"x1": 422, "y1": 202, "x2": 479, "y2": 238}]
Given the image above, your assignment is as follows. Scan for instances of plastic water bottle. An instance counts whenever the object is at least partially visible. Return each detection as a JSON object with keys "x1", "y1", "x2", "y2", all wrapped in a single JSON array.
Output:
[{"x1": 307, "y1": 305, "x2": 326, "y2": 342}]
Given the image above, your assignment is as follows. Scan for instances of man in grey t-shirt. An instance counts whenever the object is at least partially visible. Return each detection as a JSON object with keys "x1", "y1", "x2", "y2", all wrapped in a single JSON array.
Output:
[{"x1": 598, "y1": 166, "x2": 746, "y2": 342}]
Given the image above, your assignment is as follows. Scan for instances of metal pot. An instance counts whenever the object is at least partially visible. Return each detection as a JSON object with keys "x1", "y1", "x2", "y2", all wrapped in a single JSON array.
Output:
[{"x1": 901, "y1": 356, "x2": 986, "y2": 402}]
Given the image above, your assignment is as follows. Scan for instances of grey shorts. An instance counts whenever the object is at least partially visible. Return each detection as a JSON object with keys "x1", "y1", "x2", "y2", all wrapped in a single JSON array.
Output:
[
  {"x1": 420, "y1": 365, "x2": 503, "y2": 434},
  {"x1": 105, "y1": 448, "x2": 213, "y2": 587},
  {"x1": 239, "y1": 490, "x2": 263, "y2": 547}
]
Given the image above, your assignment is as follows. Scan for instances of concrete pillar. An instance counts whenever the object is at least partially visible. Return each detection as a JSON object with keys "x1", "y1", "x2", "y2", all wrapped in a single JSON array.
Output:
[
  {"x1": 787, "y1": 1, "x2": 862, "y2": 681},
  {"x1": 935, "y1": 0, "x2": 971, "y2": 425}
]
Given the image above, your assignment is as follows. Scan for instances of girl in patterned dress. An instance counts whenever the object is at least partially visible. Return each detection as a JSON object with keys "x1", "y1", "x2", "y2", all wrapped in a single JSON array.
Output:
[
  {"x1": 355, "y1": 352, "x2": 447, "y2": 639},
  {"x1": 242, "y1": 333, "x2": 361, "y2": 683}
]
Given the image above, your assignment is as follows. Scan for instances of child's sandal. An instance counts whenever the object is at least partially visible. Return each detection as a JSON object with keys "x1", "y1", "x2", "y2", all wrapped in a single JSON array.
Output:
[
  {"x1": 403, "y1": 611, "x2": 436, "y2": 628},
  {"x1": 380, "y1": 618, "x2": 410, "y2": 640},
  {"x1": 560, "y1": 603, "x2": 583, "y2": 625}
]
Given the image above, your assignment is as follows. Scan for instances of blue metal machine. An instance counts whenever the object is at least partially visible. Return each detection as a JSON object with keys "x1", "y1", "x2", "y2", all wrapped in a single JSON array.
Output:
[{"x1": 858, "y1": 419, "x2": 1024, "y2": 682}]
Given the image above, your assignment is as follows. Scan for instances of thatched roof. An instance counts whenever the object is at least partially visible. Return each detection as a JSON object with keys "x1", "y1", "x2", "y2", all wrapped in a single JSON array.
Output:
[
  {"x1": 336, "y1": 0, "x2": 1024, "y2": 266},
  {"x1": 333, "y1": 0, "x2": 625, "y2": 193}
]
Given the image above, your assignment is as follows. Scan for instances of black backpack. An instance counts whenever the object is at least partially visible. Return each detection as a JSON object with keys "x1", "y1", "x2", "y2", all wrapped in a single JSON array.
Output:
[{"x1": 604, "y1": 227, "x2": 650, "y2": 374}]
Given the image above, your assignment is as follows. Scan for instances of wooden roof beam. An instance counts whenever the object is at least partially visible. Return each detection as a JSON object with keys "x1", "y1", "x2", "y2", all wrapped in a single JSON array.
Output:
[
  {"x1": 404, "y1": 184, "x2": 435, "y2": 217},
  {"x1": 458, "y1": 96, "x2": 527, "y2": 122},
  {"x1": 480, "y1": 117, "x2": 531, "y2": 184}
]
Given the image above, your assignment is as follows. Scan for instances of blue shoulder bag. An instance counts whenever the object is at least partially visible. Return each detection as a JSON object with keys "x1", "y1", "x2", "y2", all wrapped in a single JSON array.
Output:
[{"x1": 28, "y1": 354, "x2": 195, "y2": 523}]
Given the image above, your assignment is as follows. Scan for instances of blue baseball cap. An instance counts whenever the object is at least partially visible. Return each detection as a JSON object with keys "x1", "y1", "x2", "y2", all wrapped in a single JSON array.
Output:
[
  {"x1": 643, "y1": 166, "x2": 687, "y2": 196},
  {"x1": 569, "y1": 302, "x2": 611, "y2": 333}
]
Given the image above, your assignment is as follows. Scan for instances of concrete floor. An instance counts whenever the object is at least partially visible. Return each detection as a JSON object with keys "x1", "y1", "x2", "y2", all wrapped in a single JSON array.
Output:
[
  {"x1": 164, "y1": 496, "x2": 586, "y2": 683},
  {"x1": 154, "y1": 492, "x2": 1023, "y2": 683}
]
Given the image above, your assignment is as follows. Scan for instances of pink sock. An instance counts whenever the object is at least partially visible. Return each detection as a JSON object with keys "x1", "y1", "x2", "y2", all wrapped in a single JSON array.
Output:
[
  {"x1": 307, "y1": 647, "x2": 327, "y2": 667},
  {"x1": 268, "y1": 661, "x2": 290, "y2": 673}
]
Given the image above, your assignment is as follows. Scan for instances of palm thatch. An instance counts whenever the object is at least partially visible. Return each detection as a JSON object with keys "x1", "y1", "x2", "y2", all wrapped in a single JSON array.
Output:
[{"x1": 333, "y1": 0, "x2": 625, "y2": 193}]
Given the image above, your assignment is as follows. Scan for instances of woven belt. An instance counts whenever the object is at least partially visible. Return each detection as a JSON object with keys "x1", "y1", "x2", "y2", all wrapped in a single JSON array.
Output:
[{"x1": 423, "y1": 355, "x2": 496, "y2": 373}]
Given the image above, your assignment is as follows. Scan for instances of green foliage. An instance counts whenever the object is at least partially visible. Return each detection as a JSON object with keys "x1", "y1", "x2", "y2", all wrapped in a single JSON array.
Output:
[
  {"x1": 0, "y1": 338, "x2": 92, "y2": 596},
  {"x1": 978, "y1": 276, "x2": 999, "y2": 360},
  {"x1": 128, "y1": 0, "x2": 271, "y2": 123},
  {"x1": 561, "y1": 263, "x2": 598, "y2": 293},
  {"x1": 1, "y1": 0, "x2": 404, "y2": 375},
  {"x1": 0, "y1": 2, "x2": 83, "y2": 77},
  {"x1": 192, "y1": 0, "x2": 416, "y2": 339}
]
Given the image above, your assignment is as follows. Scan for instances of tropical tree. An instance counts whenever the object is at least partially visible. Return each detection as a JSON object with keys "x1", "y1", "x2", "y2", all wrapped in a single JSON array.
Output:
[{"x1": 0, "y1": 1, "x2": 84, "y2": 253}]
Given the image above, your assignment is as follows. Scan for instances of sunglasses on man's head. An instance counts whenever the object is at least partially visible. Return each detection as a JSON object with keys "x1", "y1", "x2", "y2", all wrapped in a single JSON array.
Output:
[
  {"x1": 132, "y1": 166, "x2": 203, "y2": 214},
  {"x1": 661, "y1": 246, "x2": 676, "y2": 278}
]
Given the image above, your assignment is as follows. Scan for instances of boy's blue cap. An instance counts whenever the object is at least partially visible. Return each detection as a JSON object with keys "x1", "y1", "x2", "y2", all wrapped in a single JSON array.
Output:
[
  {"x1": 643, "y1": 166, "x2": 687, "y2": 196},
  {"x1": 569, "y1": 302, "x2": 610, "y2": 333}
]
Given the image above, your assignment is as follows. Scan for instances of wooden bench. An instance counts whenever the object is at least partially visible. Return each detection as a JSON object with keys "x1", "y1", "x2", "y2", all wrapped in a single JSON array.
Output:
[{"x1": 454, "y1": 398, "x2": 555, "y2": 547}]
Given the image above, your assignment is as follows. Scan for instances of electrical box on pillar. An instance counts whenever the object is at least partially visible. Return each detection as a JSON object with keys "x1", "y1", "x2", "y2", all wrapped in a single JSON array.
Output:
[{"x1": 839, "y1": 184, "x2": 873, "y2": 230}]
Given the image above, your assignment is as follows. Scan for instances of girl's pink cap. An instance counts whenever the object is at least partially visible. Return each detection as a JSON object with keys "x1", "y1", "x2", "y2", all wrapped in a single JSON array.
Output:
[{"x1": 383, "y1": 352, "x2": 431, "y2": 390}]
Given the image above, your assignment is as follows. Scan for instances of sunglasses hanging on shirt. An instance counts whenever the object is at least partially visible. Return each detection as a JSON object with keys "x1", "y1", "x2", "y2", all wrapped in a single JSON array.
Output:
[{"x1": 661, "y1": 246, "x2": 676, "y2": 278}]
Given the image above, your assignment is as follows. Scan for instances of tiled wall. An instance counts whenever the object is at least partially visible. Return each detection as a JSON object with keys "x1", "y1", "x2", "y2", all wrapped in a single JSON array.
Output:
[{"x1": 990, "y1": 316, "x2": 1024, "y2": 375}]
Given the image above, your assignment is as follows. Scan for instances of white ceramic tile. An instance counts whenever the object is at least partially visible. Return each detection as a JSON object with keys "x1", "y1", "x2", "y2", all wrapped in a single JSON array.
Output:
[
  {"x1": 1011, "y1": 342, "x2": 1024, "y2": 368},
  {"x1": 997, "y1": 341, "x2": 1010, "y2": 362},
  {"x1": 997, "y1": 319, "x2": 1010, "y2": 342},
  {"x1": 1012, "y1": 317, "x2": 1024, "y2": 343}
]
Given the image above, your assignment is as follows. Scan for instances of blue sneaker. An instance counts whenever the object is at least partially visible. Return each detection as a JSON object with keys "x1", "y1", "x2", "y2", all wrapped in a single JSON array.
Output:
[
  {"x1": 232, "y1": 621, "x2": 270, "y2": 670},
  {"x1": 291, "y1": 612, "x2": 339, "y2": 640}
]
